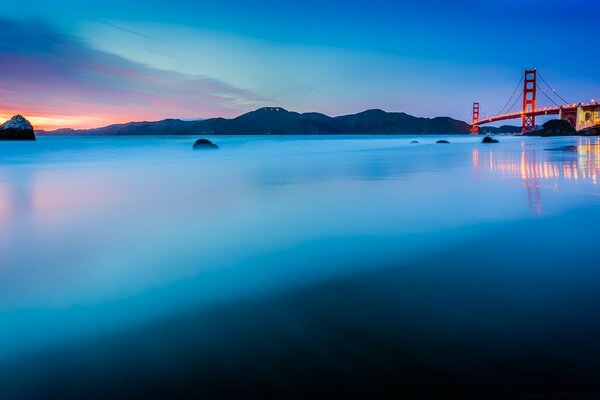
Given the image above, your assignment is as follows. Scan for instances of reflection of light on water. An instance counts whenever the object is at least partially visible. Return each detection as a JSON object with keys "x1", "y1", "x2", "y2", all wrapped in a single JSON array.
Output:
[
  {"x1": 472, "y1": 148, "x2": 480, "y2": 170},
  {"x1": 472, "y1": 148, "x2": 480, "y2": 179},
  {"x1": 473, "y1": 138, "x2": 600, "y2": 214},
  {"x1": 477, "y1": 138, "x2": 600, "y2": 183},
  {"x1": 576, "y1": 138, "x2": 600, "y2": 184}
]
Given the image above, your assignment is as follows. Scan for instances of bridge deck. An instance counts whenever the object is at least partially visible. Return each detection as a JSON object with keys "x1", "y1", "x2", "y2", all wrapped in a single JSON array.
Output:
[
  {"x1": 477, "y1": 104, "x2": 598, "y2": 125},
  {"x1": 478, "y1": 107, "x2": 561, "y2": 125}
]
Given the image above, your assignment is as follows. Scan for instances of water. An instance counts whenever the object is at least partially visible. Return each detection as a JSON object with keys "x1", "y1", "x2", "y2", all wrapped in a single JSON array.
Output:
[{"x1": 1, "y1": 135, "x2": 600, "y2": 398}]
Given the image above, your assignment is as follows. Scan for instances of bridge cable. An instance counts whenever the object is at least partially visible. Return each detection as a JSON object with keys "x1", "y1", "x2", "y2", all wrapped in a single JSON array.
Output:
[
  {"x1": 537, "y1": 72, "x2": 570, "y2": 106},
  {"x1": 498, "y1": 76, "x2": 524, "y2": 115},
  {"x1": 506, "y1": 91, "x2": 523, "y2": 114},
  {"x1": 536, "y1": 83, "x2": 561, "y2": 108},
  {"x1": 481, "y1": 92, "x2": 522, "y2": 123}
]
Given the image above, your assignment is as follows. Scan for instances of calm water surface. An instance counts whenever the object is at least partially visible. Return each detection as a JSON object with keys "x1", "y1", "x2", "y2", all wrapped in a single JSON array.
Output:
[{"x1": 1, "y1": 135, "x2": 600, "y2": 398}]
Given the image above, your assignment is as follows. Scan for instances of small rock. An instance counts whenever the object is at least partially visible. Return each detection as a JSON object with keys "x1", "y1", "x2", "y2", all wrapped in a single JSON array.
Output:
[
  {"x1": 482, "y1": 136, "x2": 499, "y2": 144},
  {"x1": 545, "y1": 145, "x2": 578, "y2": 152},
  {"x1": 436, "y1": 140, "x2": 450, "y2": 144},
  {"x1": 410, "y1": 140, "x2": 419, "y2": 144},
  {"x1": 0, "y1": 115, "x2": 36, "y2": 141},
  {"x1": 193, "y1": 138, "x2": 219, "y2": 150}
]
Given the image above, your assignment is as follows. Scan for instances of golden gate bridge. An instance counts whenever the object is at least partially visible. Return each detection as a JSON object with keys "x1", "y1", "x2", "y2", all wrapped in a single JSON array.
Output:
[{"x1": 471, "y1": 69, "x2": 600, "y2": 134}]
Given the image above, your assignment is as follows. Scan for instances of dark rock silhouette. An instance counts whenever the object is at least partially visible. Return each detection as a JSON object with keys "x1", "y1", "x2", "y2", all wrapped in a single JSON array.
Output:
[
  {"x1": 410, "y1": 140, "x2": 419, "y2": 144},
  {"x1": 436, "y1": 140, "x2": 450, "y2": 144},
  {"x1": 0, "y1": 115, "x2": 36, "y2": 140},
  {"x1": 579, "y1": 125, "x2": 600, "y2": 136},
  {"x1": 193, "y1": 138, "x2": 219, "y2": 150},
  {"x1": 546, "y1": 145, "x2": 578, "y2": 152},
  {"x1": 482, "y1": 136, "x2": 499, "y2": 143},
  {"x1": 38, "y1": 107, "x2": 472, "y2": 136},
  {"x1": 527, "y1": 119, "x2": 576, "y2": 137}
]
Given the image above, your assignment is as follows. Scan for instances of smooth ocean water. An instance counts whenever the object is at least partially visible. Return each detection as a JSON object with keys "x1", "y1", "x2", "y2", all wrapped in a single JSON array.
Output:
[{"x1": 1, "y1": 135, "x2": 600, "y2": 398}]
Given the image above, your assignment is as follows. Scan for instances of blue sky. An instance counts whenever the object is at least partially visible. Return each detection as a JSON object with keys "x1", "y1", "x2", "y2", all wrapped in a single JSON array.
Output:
[{"x1": 1, "y1": 0, "x2": 599, "y2": 128}]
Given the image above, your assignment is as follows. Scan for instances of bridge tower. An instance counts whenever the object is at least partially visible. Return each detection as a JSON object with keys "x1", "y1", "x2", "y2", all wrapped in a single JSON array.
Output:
[
  {"x1": 522, "y1": 69, "x2": 537, "y2": 133},
  {"x1": 471, "y1": 102, "x2": 480, "y2": 134}
]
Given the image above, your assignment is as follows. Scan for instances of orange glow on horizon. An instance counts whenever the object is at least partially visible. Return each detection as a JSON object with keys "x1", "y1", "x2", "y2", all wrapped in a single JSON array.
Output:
[
  {"x1": 0, "y1": 111, "x2": 175, "y2": 131},
  {"x1": 0, "y1": 103, "x2": 243, "y2": 131}
]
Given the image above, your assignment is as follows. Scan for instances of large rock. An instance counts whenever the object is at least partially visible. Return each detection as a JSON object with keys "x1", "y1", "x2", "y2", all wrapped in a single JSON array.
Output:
[
  {"x1": 529, "y1": 119, "x2": 576, "y2": 137},
  {"x1": 0, "y1": 115, "x2": 36, "y2": 140},
  {"x1": 436, "y1": 140, "x2": 450, "y2": 144},
  {"x1": 579, "y1": 125, "x2": 600, "y2": 136},
  {"x1": 193, "y1": 138, "x2": 219, "y2": 150}
]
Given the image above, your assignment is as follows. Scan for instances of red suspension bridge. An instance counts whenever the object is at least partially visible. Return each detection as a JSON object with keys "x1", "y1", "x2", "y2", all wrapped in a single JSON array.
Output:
[{"x1": 471, "y1": 69, "x2": 600, "y2": 134}]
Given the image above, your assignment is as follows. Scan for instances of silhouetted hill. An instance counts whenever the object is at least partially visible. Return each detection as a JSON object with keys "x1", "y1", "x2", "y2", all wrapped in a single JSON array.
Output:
[
  {"x1": 199, "y1": 108, "x2": 343, "y2": 135},
  {"x1": 39, "y1": 119, "x2": 205, "y2": 136},
  {"x1": 335, "y1": 109, "x2": 469, "y2": 134},
  {"x1": 38, "y1": 107, "x2": 471, "y2": 136}
]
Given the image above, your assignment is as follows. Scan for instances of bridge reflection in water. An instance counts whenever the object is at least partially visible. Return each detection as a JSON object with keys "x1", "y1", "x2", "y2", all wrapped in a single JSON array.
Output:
[{"x1": 473, "y1": 138, "x2": 600, "y2": 214}]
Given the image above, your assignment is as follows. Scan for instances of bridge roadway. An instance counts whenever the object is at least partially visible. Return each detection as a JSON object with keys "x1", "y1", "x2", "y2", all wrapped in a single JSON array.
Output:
[{"x1": 477, "y1": 102, "x2": 600, "y2": 127}]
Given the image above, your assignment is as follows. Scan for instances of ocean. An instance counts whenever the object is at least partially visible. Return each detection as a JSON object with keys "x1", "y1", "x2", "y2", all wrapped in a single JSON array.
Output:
[{"x1": 1, "y1": 135, "x2": 600, "y2": 398}]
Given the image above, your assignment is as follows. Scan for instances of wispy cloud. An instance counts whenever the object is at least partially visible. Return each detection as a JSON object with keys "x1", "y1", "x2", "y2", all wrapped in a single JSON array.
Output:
[{"x1": 0, "y1": 17, "x2": 273, "y2": 129}]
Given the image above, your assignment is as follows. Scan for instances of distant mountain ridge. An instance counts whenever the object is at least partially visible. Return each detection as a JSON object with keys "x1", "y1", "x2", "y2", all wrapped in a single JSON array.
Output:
[
  {"x1": 480, "y1": 125, "x2": 522, "y2": 134},
  {"x1": 38, "y1": 107, "x2": 472, "y2": 136}
]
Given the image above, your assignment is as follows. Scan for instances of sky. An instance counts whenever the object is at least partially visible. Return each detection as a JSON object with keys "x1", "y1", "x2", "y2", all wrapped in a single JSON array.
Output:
[{"x1": 1, "y1": 0, "x2": 599, "y2": 130}]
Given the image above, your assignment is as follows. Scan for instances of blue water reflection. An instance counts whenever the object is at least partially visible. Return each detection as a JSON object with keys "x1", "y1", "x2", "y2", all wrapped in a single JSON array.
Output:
[{"x1": 1, "y1": 135, "x2": 600, "y2": 397}]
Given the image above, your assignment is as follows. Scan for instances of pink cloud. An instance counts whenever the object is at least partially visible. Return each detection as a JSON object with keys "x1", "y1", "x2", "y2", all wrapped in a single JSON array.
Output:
[{"x1": 0, "y1": 18, "x2": 273, "y2": 129}]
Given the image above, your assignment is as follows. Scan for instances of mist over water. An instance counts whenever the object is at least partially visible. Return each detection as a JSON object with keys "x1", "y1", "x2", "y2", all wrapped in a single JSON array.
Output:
[{"x1": 1, "y1": 135, "x2": 600, "y2": 398}]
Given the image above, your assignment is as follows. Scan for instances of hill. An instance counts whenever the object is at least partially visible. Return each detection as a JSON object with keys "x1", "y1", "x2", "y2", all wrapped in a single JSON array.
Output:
[{"x1": 38, "y1": 107, "x2": 472, "y2": 136}]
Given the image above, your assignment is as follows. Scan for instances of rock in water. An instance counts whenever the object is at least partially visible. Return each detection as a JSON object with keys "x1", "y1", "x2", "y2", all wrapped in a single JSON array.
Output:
[
  {"x1": 193, "y1": 138, "x2": 219, "y2": 150},
  {"x1": 482, "y1": 136, "x2": 499, "y2": 143},
  {"x1": 545, "y1": 145, "x2": 578, "y2": 152},
  {"x1": 0, "y1": 115, "x2": 36, "y2": 141},
  {"x1": 436, "y1": 140, "x2": 450, "y2": 144},
  {"x1": 410, "y1": 140, "x2": 419, "y2": 144},
  {"x1": 579, "y1": 125, "x2": 600, "y2": 136},
  {"x1": 529, "y1": 119, "x2": 576, "y2": 137}
]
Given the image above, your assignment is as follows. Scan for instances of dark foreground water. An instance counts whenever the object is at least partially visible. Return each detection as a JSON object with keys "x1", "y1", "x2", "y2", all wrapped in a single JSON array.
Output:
[{"x1": 1, "y1": 135, "x2": 600, "y2": 399}]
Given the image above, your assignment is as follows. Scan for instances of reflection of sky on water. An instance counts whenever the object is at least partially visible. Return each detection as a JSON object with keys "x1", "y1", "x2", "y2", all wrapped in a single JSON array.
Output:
[{"x1": 1, "y1": 135, "x2": 600, "y2": 361}]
